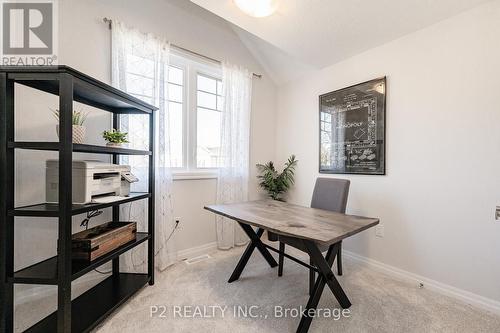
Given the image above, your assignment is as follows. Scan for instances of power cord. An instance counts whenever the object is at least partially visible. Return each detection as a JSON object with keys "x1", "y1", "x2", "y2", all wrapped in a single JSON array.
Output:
[
  {"x1": 95, "y1": 156, "x2": 126, "y2": 275},
  {"x1": 96, "y1": 202, "x2": 136, "y2": 274},
  {"x1": 78, "y1": 209, "x2": 112, "y2": 275},
  {"x1": 165, "y1": 219, "x2": 180, "y2": 243},
  {"x1": 131, "y1": 217, "x2": 180, "y2": 269},
  {"x1": 80, "y1": 203, "x2": 180, "y2": 274},
  {"x1": 80, "y1": 210, "x2": 103, "y2": 230},
  {"x1": 93, "y1": 202, "x2": 136, "y2": 275}
]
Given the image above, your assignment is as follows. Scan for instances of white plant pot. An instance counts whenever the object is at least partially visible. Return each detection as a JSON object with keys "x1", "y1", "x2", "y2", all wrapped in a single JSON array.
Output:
[
  {"x1": 106, "y1": 142, "x2": 123, "y2": 148},
  {"x1": 56, "y1": 125, "x2": 86, "y2": 144}
]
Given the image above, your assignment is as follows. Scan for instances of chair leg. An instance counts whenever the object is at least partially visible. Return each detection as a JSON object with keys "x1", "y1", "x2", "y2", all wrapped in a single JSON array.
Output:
[
  {"x1": 337, "y1": 241, "x2": 343, "y2": 276},
  {"x1": 309, "y1": 258, "x2": 315, "y2": 296},
  {"x1": 278, "y1": 242, "x2": 285, "y2": 277}
]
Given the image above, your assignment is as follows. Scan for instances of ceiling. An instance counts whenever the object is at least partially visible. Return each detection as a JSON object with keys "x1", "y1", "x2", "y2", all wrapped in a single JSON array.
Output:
[{"x1": 190, "y1": 0, "x2": 491, "y2": 83}]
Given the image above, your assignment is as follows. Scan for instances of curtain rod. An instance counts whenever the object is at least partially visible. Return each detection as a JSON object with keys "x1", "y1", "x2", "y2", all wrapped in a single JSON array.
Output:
[{"x1": 103, "y1": 17, "x2": 262, "y2": 79}]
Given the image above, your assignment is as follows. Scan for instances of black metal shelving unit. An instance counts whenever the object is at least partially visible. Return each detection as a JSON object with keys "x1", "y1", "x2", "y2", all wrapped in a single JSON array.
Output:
[{"x1": 0, "y1": 66, "x2": 157, "y2": 333}]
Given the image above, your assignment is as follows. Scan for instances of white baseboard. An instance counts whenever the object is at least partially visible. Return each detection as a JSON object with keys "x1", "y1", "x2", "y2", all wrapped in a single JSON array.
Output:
[
  {"x1": 20, "y1": 244, "x2": 498, "y2": 318},
  {"x1": 343, "y1": 250, "x2": 500, "y2": 316},
  {"x1": 177, "y1": 241, "x2": 218, "y2": 261}
]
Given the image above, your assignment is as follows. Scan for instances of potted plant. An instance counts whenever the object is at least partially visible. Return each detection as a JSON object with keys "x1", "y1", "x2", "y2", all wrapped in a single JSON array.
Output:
[
  {"x1": 52, "y1": 108, "x2": 89, "y2": 144},
  {"x1": 256, "y1": 155, "x2": 298, "y2": 201},
  {"x1": 102, "y1": 129, "x2": 129, "y2": 147}
]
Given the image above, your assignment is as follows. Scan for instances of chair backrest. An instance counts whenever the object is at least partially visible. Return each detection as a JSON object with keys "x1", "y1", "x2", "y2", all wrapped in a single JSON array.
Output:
[{"x1": 310, "y1": 178, "x2": 350, "y2": 213}]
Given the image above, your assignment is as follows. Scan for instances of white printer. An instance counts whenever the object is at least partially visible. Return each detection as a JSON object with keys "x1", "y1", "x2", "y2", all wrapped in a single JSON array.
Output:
[{"x1": 46, "y1": 160, "x2": 138, "y2": 204}]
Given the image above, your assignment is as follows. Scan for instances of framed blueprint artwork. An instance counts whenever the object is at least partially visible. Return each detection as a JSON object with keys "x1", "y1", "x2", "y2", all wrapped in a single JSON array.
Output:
[{"x1": 319, "y1": 77, "x2": 386, "y2": 175}]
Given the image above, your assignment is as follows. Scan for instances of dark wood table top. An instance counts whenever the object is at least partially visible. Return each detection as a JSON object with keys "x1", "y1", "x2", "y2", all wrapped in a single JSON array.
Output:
[{"x1": 205, "y1": 200, "x2": 379, "y2": 246}]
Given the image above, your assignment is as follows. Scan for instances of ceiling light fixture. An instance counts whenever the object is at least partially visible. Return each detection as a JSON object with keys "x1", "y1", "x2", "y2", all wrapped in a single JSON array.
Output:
[{"x1": 234, "y1": 0, "x2": 279, "y2": 18}]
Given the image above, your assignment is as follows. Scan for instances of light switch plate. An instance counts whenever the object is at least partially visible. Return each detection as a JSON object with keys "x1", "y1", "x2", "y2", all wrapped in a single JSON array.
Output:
[
  {"x1": 495, "y1": 207, "x2": 500, "y2": 220},
  {"x1": 375, "y1": 224, "x2": 384, "y2": 237}
]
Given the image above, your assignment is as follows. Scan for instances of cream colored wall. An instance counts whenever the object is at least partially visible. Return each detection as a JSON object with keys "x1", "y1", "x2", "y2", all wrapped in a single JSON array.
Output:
[
  {"x1": 171, "y1": 179, "x2": 216, "y2": 254},
  {"x1": 275, "y1": 1, "x2": 500, "y2": 303},
  {"x1": 14, "y1": 0, "x2": 276, "y2": 306}
]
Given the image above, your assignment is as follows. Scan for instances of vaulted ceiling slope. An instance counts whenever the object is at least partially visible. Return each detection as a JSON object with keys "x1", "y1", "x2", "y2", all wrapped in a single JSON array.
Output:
[{"x1": 190, "y1": 0, "x2": 491, "y2": 74}]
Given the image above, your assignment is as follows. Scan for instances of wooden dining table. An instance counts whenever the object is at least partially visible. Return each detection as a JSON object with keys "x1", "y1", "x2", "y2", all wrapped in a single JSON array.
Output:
[{"x1": 205, "y1": 200, "x2": 379, "y2": 333}]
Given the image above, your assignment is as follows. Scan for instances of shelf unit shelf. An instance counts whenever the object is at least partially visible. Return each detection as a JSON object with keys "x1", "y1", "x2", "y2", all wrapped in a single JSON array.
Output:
[
  {"x1": 9, "y1": 141, "x2": 152, "y2": 155},
  {"x1": 10, "y1": 192, "x2": 151, "y2": 217},
  {"x1": 0, "y1": 65, "x2": 157, "y2": 333},
  {"x1": 2, "y1": 65, "x2": 153, "y2": 114},
  {"x1": 11, "y1": 233, "x2": 150, "y2": 285},
  {"x1": 25, "y1": 273, "x2": 150, "y2": 333}
]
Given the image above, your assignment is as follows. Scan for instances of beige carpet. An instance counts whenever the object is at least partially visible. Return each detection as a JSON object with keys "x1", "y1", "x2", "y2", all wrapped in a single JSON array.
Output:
[
  {"x1": 15, "y1": 247, "x2": 500, "y2": 332},
  {"x1": 97, "y1": 247, "x2": 500, "y2": 333}
]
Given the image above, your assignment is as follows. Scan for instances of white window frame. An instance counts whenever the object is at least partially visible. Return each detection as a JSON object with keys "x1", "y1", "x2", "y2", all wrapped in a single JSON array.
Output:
[{"x1": 169, "y1": 50, "x2": 222, "y2": 180}]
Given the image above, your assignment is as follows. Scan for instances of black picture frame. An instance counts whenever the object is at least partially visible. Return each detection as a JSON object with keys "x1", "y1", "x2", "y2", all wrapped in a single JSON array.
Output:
[{"x1": 319, "y1": 77, "x2": 386, "y2": 175}]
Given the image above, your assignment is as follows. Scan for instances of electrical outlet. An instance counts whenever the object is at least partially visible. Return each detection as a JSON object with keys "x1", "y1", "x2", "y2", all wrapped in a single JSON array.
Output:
[
  {"x1": 495, "y1": 207, "x2": 500, "y2": 220},
  {"x1": 375, "y1": 224, "x2": 384, "y2": 238}
]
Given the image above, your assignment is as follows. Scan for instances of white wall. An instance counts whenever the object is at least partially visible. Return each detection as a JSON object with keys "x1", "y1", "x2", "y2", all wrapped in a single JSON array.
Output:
[
  {"x1": 275, "y1": 1, "x2": 500, "y2": 303},
  {"x1": 14, "y1": 0, "x2": 276, "y2": 308}
]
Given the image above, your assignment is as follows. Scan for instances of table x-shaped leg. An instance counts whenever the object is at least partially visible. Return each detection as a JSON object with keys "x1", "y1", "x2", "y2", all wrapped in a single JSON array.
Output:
[
  {"x1": 228, "y1": 222, "x2": 278, "y2": 283},
  {"x1": 297, "y1": 241, "x2": 351, "y2": 333}
]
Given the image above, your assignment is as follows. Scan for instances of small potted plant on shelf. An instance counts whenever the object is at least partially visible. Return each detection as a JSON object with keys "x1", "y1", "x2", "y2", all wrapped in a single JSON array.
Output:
[
  {"x1": 256, "y1": 155, "x2": 298, "y2": 201},
  {"x1": 102, "y1": 129, "x2": 129, "y2": 147},
  {"x1": 52, "y1": 107, "x2": 89, "y2": 144}
]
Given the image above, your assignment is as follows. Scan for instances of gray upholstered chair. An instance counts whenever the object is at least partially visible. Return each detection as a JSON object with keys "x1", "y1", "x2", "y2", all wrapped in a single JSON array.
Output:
[{"x1": 275, "y1": 178, "x2": 350, "y2": 294}]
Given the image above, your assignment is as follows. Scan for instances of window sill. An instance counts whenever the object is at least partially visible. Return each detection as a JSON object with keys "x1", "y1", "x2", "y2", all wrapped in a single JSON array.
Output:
[{"x1": 172, "y1": 170, "x2": 218, "y2": 181}]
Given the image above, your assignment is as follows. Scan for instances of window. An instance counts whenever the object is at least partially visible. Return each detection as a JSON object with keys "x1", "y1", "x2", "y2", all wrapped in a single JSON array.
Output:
[
  {"x1": 320, "y1": 111, "x2": 332, "y2": 168},
  {"x1": 167, "y1": 66, "x2": 184, "y2": 167},
  {"x1": 169, "y1": 53, "x2": 222, "y2": 173},
  {"x1": 122, "y1": 55, "x2": 185, "y2": 169},
  {"x1": 196, "y1": 74, "x2": 223, "y2": 168},
  {"x1": 123, "y1": 50, "x2": 222, "y2": 175}
]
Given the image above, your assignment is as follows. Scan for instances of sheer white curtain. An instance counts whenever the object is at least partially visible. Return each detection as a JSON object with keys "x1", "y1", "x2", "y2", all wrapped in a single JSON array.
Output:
[
  {"x1": 216, "y1": 62, "x2": 253, "y2": 249},
  {"x1": 111, "y1": 20, "x2": 177, "y2": 271}
]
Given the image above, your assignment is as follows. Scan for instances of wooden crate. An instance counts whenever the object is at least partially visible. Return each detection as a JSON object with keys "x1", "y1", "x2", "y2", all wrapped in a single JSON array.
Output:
[{"x1": 72, "y1": 222, "x2": 137, "y2": 261}]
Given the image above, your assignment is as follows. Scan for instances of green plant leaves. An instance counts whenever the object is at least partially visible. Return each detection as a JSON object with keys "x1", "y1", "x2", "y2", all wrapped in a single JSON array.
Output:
[
  {"x1": 102, "y1": 129, "x2": 129, "y2": 143},
  {"x1": 256, "y1": 155, "x2": 297, "y2": 201},
  {"x1": 50, "y1": 107, "x2": 89, "y2": 126}
]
